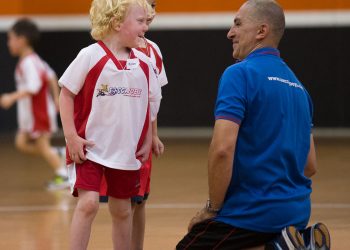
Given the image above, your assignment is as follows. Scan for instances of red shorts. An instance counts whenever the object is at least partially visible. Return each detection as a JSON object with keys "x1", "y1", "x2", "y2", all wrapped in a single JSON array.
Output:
[
  {"x1": 72, "y1": 160, "x2": 140, "y2": 199},
  {"x1": 132, "y1": 152, "x2": 152, "y2": 203}
]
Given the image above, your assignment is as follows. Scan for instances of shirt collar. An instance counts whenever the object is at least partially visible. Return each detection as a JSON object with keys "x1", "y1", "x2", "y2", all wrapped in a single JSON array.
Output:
[
  {"x1": 234, "y1": 48, "x2": 280, "y2": 63},
  {"x1": 246, "y1": 47, "x2": 280, "y2": 59}
]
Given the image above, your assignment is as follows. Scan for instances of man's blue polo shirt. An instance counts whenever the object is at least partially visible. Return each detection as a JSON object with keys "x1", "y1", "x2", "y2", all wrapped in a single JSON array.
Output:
[{"x1": 214, "y1": 47, "x2": 313, "y2": 233}]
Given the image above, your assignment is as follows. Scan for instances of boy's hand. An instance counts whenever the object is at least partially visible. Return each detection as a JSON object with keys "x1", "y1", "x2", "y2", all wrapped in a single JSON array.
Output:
[
  {"x1": 66, "y1": 134, "x2": 94, "y2": 164},
  {"x1": 152, "y1": 135, "x2": 164, "y2": 157},
  {"x1": 136, "y1": 119, "x2": 153, "y2": 163},
  {"x1": 0, "y1": 93, "x2": 15, "y2": 109},
  {"x1": 136, "y1": 141, "x2": 152, "y2": 163}
]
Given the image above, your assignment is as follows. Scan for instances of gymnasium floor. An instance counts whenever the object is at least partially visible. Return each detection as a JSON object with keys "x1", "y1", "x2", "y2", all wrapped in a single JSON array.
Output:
[{"x1": 0, "y1": 134, "x2": 349, "y2": 249}]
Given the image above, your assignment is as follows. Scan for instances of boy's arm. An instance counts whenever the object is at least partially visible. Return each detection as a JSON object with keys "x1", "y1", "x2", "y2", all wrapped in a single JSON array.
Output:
[
  {"x1": 152, "y1": 118, "x2": 164, "y2": 157},
  {"x1": 59, "y1": 86, "x2": 94, "y2": 164},
  {"x1": 48, "y1": 75, "x2": 60, "y2": 111},
  {"x1": 136, "y1": 111, "x2": 152, "y2": 163},
  {"x1": 0, "y1": 90, "x2": 31, "y2": 109}
]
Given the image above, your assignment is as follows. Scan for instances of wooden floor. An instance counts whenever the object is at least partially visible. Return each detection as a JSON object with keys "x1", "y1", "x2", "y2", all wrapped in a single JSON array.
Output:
[{"x1": 0, "y1": 135, "x2": 349, "y2": 249}]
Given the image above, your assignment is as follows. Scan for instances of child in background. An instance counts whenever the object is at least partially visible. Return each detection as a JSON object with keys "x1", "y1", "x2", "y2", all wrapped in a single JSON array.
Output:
[
  {"x1": 0, "y1": 18, "x2": 68, "y2": 190},
  {"x1": 132, "y1": 0, "x2": 168, "y2": 249},
  {"x1": 99, "y1": 2, "x2": 168, "y2": 248},
  {"x1": 58, "y1": 0, "x2": 161, "y2": 248}
]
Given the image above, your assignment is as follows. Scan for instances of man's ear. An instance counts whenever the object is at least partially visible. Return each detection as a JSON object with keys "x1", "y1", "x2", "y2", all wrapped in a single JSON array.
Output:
[{"x1": 256, "y1": 23, "x2": 269, "y2": 39}]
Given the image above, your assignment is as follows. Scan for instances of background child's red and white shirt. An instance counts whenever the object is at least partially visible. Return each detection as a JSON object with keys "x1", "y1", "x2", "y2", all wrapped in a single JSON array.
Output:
[
  {"x1": 134, "y1": 39, "x2": 168, "y2": 120},
  {"x1": 15, "y1": 53, "x2": 57, "y2": 135}
]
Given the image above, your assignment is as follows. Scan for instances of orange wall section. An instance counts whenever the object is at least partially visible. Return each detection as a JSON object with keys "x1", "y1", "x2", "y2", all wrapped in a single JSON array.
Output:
[
  {"x1": 157, "y1": 0, "x2": 350, "y2": 12},
  {"x1": 21, "y1": 0, "x2": 90, "y2": 15},
  {"x1": 0, "y1": 1, "x2": 22, "y2": 14},
  {"x1": 0, "y1": 0, "x2": 90, "y2": 15},
  {"x1": 1, "y1": 0, "x2": 350, "y2": 15}
]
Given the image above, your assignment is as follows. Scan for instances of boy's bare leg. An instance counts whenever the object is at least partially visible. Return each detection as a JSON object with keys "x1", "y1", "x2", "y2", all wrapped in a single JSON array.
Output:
[
  {"x1": 70, "y1": 190, "x2": 99, "y2": 250},
  {"x1": 131, "y1": 201, "x2": 146, "y2": 250},
  {"x1": 109, "y1": 197, "x2": 133, "y2": 250},
  {"x1": 15, "y1": 132, "x2": 63, "y2": 171},
  {"x1": 35, "y1": 133, "x2": 62, "y2": 171},
  {"x1": 15, "y1": 131, "x2": 40, "y2": 155}
]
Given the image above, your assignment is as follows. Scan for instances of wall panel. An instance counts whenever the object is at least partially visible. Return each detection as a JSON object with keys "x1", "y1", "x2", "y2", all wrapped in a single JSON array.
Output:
[
  {"x1": 0, "y1": 27, "x2": 350, "y2": 131},
  {"x1": 0, "y1": 0, "x2": 349, "y2": 131}
]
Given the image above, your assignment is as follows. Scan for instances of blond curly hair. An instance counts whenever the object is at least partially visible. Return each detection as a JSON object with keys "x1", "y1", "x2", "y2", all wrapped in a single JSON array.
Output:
[{"x1": 90, "y1": 0, "x2": 150, "y2": 41}]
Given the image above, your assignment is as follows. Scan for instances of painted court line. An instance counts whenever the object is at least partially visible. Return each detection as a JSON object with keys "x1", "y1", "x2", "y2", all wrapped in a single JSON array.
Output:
[{"x1": 0, "y1": 203, "x2": 349, "y2": 213}]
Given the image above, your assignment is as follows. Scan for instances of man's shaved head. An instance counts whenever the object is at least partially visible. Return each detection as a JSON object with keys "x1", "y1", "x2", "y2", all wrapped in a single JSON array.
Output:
[{"x1": 245, "y1": 0, "x2": 285, "y2": 44}]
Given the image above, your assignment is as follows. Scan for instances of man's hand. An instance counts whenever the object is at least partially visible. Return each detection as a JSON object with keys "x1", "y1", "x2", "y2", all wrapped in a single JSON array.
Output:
[{"x1": 188, "y1": 208, "x2": 216, "y2": 232}]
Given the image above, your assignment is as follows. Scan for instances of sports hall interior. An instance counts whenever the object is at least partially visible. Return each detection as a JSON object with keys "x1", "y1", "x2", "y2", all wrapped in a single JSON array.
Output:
[{"x1": 0, "y1": 0, "x2": 349, "y2": 249}]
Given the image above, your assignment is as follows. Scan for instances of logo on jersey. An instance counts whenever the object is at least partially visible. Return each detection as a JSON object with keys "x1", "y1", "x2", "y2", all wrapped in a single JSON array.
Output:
[
  {"x1": 151, "y1": 61, "x2": 159, "y2": 78},
  {"x1": 96, "y1": 84, "x2": 142, "y2": 98},
  {"x1": 267, "y1": 77, "x2": 304, "y2": 90}
]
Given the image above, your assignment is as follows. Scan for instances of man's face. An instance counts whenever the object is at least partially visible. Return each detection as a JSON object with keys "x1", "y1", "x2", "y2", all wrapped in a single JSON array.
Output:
[{"x1": 227, "y1": 3, "x2": 261, "y2": 60}]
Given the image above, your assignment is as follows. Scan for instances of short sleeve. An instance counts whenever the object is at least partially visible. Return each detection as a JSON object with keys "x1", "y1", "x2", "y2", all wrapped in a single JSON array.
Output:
[
  {"x1": 59, "y1": 48, "x2": 91, "y2": 95},
  {"x1": 148, "y1": 40, "x2": 168, "y2": 87},
  {"x1": 43, "y1": 61, "x2": 57, "y2": 80},
  {"x1": 215, "y1": 65, "x2": 247, "y2": 125},
  {"x1": 306, "y1": 90, "x2": 314, "y2": 128},
  {"x1": 148, "y1": 61, "x2": 162, "y2": 103},
  {"x1": 21, "y1": 58, "x2": 42, "y2": 94},
  {"x1": 157, "y1": 60, "x2": 168, "y2": 87},
  {"x1": 150, "y1": 100, "x2": 160, "y2": 121}
]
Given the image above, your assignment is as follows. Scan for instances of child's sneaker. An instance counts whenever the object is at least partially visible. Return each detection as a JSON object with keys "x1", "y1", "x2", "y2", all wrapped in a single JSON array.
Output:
[
  {"x1": 266, "y1": 226, "x2": 306, "y2": 250},
  {"x1": 46, "y1": 175, "x2": 70, "y2": 191},
  {"x1": 302, "y1": 223, "x2": 331, "y2": 250}
]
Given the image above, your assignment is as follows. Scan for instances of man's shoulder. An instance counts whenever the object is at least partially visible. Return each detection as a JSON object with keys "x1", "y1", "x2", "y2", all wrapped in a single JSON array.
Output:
[
  {"x1": 225, "y1": 56, "x2": 272, "y2": 75},
  {"x1": 223, "y1": 61, "x2": 247, "y2": 77}
]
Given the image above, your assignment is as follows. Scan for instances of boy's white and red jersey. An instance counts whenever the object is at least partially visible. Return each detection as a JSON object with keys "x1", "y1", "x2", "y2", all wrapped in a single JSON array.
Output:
[
  {"x1": 15, "y1": 53, "x2": 57, "y2": 134},
  {"x1": 59, "y1": 41, "x2": 162, "y2": 171},
  {"x1": 135, "y1": 39, "x2": 168, "y2": 87},
  {"x1": 134, "y1": 38, "x2": 168, "y2": 119}
]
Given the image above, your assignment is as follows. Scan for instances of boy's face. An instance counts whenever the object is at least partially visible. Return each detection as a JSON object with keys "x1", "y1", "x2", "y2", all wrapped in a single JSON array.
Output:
[
  {"x1": 118, "y1": 4, "x2": 148, "y2": 48},
  {"x1": 7, "y1": 31, "x2": 26, "y2": 56},
  {"x1": 147, "y1": 0, "x2": 156, "y2": 24}
]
